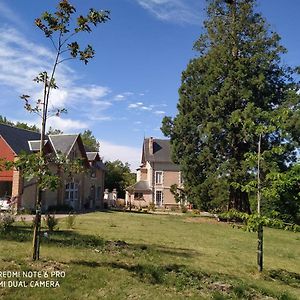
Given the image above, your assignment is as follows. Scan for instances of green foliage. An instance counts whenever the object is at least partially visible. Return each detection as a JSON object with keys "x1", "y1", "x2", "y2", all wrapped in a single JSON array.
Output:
[
  {"x1": 181, "y1": 205, "x2": 188, "y2": 213},
  {"x1": 0, "y1": 115, "x2": 40, "y2": 132},
  {"x1": 0, "y1": 212, "x2": 15, "y2": 232},
  {"x1": 47, "y1": 204, "x2": 73, "y2": 213},
  {"x1": 149, "y1": 202, "x2": 156, "y2": 211},
  {"x1": 4, "y1": 152, "x2": 85, "y2": 191},
  {"x1": 170, "y1": 184, "x2": 186, "y2": 204},
  {"x1": 219, "y1": 209, "x2": 300, "y2": 232},
  {"x1": 104, "y1": 160, "x2": 135, "y2": 198},
  {"x1": 43, "y1": 214, "x2": 59, "y2": 232},
  {"x1": 66, "y1": 213, "x2": 76, "y2": 229},
  {"x1": 261, "y1": 164, "x2": 300, "y2": 224},
  {"x1": 34, "y1": 0, "x2": 109, "y2": 63},
  {"x1": 81, "y1": 129, "x2": 100, "y2": 152},
  {"x1": 47, "y1": 126, "x2": 63, "y2": 135},
  {"x1": 161, "y1": 0, "x2": 300, "y2": 214}
]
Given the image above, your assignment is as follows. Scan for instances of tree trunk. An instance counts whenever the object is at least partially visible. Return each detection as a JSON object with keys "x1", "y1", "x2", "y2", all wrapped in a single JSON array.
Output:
[{"x1": 228, "y1": 186, "x2": 251, "y2": 213}]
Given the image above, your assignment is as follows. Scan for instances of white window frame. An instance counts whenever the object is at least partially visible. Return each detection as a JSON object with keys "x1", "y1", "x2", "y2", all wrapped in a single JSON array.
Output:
[
  {"x1": 155, "y1": 171, "x2": 163, "y2": 184},
  {"x1": 155, "y1": 190, "x2": 163, "y2": 206},
  {"x1": 179, "y1": 172, "x2": 184, "y2": 185},
  {"x1": 65, "y1": 181, "x2": 79, "y2": 205}
]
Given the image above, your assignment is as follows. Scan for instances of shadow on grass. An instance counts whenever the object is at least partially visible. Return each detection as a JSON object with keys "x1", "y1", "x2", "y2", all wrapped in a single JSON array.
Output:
[
  {"x1": 0, "y1": 225, "x2": 105, "y2": 249},
  {"x1": 69, "y1": 260, "x2": 295, "y2": 299},
  {"x1": 0, "y1": 225, "x2": 199, "y2": 259},
  {"x1": 266, "y1": 269, "x2": 300, "y2": 288}
]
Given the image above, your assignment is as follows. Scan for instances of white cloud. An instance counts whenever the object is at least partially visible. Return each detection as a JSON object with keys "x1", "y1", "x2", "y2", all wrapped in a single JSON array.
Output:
[
  {"x1": 47, "y1": 117, "x2": 88, "y2": 133},
  {"x1": 100, "y1": 140, "x2": 141, "y2": 171},
  {"x1": 0, "y1": 26, "x2": 113, "y2": 122},
  {"x1": 128, "y1": 103, "x2": 139, "y2": 109},
  {"x1": 72, "y1": 85, "x2": 110, "y2": 100},
  {"x1": 114, "y1": 94, "x2": 125, "y2": 101},
  {"x1": 88, "y1": 115, "x2": 112, "y2": 122},
  {"x1": 141, "y1": 106, "x2": 152, "y2": 111},
  {"x1": 128, "y1": 102, "x2": 153, "y2": 111},
  {"x1": 154, "y1": 110, "x2": 165, "y2": 115},
  {"x1": 135, "y1": 0, "x2": 203, "y2": 25}
]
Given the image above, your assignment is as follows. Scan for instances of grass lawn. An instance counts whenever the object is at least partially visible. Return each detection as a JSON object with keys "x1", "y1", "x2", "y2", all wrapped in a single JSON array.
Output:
[{"x1": 0, "y1": 211, "x2": 299, "y2": 299}]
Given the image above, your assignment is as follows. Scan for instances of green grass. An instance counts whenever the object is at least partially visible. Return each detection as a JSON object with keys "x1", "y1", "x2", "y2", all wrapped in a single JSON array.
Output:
[{"x1": 0, "y1": 211, "x2": 299, "y2": 299}]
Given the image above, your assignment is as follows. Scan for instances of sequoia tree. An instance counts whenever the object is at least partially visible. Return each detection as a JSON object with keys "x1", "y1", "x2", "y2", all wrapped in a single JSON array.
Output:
[{"x1": 162, "y1": 0, "x2": 300, "y2": 212}]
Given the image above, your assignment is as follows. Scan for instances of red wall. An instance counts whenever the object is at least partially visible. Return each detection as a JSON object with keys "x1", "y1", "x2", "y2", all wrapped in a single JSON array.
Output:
[{"x1": 0, "y1": 136, "x2": 15, "y2": 181}]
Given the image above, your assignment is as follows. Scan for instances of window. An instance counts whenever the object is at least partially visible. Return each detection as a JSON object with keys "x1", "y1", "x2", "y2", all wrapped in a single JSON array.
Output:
[
  {"x1": 155, "y1": 171, "x2": 163, "y2": 184},
  {"x1": 96, "y1": 186, "x2": 101, "y2": 200},
  {"x1": 155, "y1": 191, "x2": 163, "y2": 206},
  {"x1": 179, "y1": 172, "x2": 184, "y2": 185},
  {"x1": 65, "y1": 182, "x2": 79, "y2": 204},
  {"x1": 134, "y1": 193, "x2": 143, "y2": 199}
]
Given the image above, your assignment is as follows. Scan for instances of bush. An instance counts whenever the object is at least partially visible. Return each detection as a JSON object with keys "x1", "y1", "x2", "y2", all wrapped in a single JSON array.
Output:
[
  {"x1": 44, "y1": 214, "x2": 59, "y2": 232},
  {"x1": 149, "y1": 202, "x2": 156, "y2": 211},
  {"x1": 66, "y1": 213, "x2": 76, "y2": 229},
  {"x1": 0, "y1": 212, "x2": 15, "y2": 231},
  {"x1": 47, "y1": 204, "x2": 73, "y2": 213},
  {"x1": 170, "y1": 206, "x2": 177, "y2": 212},
  {"x1": 181, "y1": 205, "x2": 188, "y2": 213}
]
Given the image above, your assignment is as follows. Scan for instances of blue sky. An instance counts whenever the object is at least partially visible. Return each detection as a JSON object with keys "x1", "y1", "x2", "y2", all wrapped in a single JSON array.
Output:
[{"x1": 0, "y1": 0, "x2": 299, "y2": 170}]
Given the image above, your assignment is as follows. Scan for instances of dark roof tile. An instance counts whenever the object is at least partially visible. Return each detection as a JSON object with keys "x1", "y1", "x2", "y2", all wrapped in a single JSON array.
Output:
[{"x1": 0, "y1": 123, "x2": 42, "y2": 154}]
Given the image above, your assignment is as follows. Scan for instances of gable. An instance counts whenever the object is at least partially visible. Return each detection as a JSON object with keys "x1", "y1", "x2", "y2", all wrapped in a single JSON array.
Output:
[{"x1": 0, "y1": 135, "x2": 15, "y2": 180}]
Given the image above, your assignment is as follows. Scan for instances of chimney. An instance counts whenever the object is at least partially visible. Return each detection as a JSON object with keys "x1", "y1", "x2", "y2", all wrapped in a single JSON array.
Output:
[{"x1": 149, "y1": 137, "x2": 154, "y2": 155}]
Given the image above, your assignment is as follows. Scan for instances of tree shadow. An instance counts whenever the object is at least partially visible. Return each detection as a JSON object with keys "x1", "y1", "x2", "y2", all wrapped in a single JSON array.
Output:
[
  {"x1": 265, "y1": 269, "x2": 300, "y2": 288},
  {"x1": 0, "y1": 225, "x2": 200, "y2": 259},
  {"x1": 69, "y1": 260, "x2": 297, "y2": 299},
  {"x1": 0, "y1": 225, "x2": 105, "y2": 249},
  {"x1": 70, "y1": 260, "x2": 209, "y2": 285}
]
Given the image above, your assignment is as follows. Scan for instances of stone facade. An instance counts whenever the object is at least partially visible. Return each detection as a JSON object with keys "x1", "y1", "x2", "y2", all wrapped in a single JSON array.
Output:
[{"x1": 0, "y1": 124, "x2": 106, "y2": 212}]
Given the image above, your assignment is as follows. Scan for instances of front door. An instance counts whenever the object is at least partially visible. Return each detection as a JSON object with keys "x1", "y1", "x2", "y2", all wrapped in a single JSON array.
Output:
[{"x1": 155, "y1": 190, "x2": 163, "y2": 207}]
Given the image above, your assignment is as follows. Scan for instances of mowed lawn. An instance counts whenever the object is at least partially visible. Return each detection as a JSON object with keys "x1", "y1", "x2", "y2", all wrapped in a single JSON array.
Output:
[{"x1": 0, "y1": 211, "x2": 299, "y2": 299}]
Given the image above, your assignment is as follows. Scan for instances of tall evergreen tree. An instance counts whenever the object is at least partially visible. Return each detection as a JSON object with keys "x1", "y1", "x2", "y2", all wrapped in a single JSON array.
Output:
[{"x1": 162, "y1": 0, "x2": 300, "y2": 212}]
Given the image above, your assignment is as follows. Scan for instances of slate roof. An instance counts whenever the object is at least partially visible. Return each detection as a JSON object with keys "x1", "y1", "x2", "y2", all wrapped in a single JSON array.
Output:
[
  {"x1": 0, "y1": 123, "x2": 42, "y2": 154},
  {"x1": 96, "y1": 160, "x2": 106, "y2": 171},
  {"x1": 48, "y1": 134, "x2": 78, "y2": 155},
  {"x1": 127, "y1": 181, "x2": 151, "y2": 192},
  {"x1": 142, "y1": 138, "x2": 180, "y2": 171},
  {"x1": 143, "y1": 138, "x2": 172, "y2": 162},
  {"x1": 86, "y1": 152, "x2": 106, "y2": 171},
  {"x1": 0, "y1": 124, "x2": 100, "y2": 169}
]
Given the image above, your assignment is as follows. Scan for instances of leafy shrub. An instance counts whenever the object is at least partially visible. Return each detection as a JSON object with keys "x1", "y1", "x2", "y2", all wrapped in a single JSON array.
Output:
[
  {"x1": 44, "y1": 214, "x2": 58, "y2": 232},
  {"x1": 66, "y1": 213, "x2": 76, "y2": 229},
  {"x1": 149, "y1": 202, "x2": 155, "y2": 211},
  {"x1": 170, "y1": 206, "x2": 177, "y2": 212},
  {"x1": 0, "y1": 212, "x2": 15, "y2": 231},
  {"x1": 219, "y1": 209, "x2": 300, "y2": 232},
  {"x1": 181, "y1": 205, "x2": 188, "y2": 213},
  {"x1": 47, "y1": 204, "x2": 73, "y2": 213}
]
